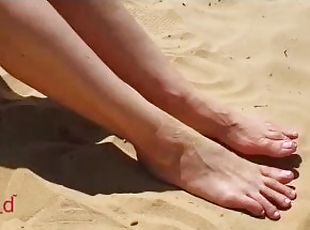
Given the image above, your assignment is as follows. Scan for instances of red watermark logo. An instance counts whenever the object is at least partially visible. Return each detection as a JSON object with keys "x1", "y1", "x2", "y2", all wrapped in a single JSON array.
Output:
[{"x1": 0, "y1": 195, "x2": 17, "y2": 214}]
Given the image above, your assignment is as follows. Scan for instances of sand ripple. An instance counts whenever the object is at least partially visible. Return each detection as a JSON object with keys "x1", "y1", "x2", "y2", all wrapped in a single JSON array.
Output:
[{"x1": 1, "y1": 0, "x2": 310, "y2": 229}]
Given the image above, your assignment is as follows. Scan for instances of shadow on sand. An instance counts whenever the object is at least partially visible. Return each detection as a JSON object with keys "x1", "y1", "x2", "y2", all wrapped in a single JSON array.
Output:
[
  {"x1": 0, "y1": 76, "x2": 301, "y2": 219},
  {"x1": 0, "y1": 77, "x2": 174, "y2": 195}
]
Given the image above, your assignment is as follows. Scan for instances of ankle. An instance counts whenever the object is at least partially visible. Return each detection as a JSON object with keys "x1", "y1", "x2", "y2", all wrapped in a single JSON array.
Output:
[
  {"x1": 185, "y1": 93, "x2": 238, "y2": 137},
  {"x1": 136, "y1": 116, "x2": 191, "y2": 164},
  {"x1": 208, "y1": 105, "x2": 239, "y2": 139}
]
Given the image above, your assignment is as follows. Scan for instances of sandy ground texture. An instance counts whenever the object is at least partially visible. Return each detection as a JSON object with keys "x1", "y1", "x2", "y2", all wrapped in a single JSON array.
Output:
[{"x1": 0, "y1": 0, "x2": 310, "y2": 229}]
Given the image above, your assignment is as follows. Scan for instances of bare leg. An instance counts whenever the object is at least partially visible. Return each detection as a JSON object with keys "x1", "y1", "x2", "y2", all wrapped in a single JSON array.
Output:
[
  {"x1": 48, "y1": 0, "x2": 298, "y2": 157},
  {"x1": 0, "y1": 0, "x2": 296, "y2": 219}
]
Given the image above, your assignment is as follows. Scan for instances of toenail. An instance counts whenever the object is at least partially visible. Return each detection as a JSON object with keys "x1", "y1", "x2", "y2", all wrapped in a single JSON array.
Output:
[
  {"x1": 282, "y1": 141, "x2": 293, "y2": 149},
  {"x1": 291, "y1": 190, "x2": 296, "y2": 197},
  {"x1": 260, "y1": 210, "x2": 265, "y2": 216},
  {"x1": 282, "y1": 170, "x2": 292, "y2": 177},
  {"x1": 285, "y1": 198, "x2": 291, "y2": 204},
  {"x1": 274, "y1": 211, "x2": 280, "y2": 218}
]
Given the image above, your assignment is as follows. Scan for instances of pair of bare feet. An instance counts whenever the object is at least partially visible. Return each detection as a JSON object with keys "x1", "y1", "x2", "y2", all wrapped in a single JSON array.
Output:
[
  {"x1": 0, "y1": 0, "x2": 298, "y2": 221},
  {"x1": 136, "y1": 103, "x2": 298, "y2": 220}
]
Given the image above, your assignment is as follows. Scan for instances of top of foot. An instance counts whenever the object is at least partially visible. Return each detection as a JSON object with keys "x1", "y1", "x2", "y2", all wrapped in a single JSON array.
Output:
[
  {"x1": 137, "y1": 123, "x2": 297, "y2": 220},
  {"x1": 218, "y1": 114, "x2": 298, "y2": 157}
]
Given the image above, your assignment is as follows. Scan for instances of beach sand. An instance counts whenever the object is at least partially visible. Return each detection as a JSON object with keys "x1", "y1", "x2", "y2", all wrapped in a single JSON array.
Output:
[{"x1": 0, "y1": 0, "x2": 309, "y2": 229}]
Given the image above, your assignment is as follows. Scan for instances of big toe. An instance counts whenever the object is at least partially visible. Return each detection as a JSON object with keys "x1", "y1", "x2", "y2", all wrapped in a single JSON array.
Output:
[
  {"x1": 260, "y1": 139, "x2": 297, "y2": 157},
  {"x1": 260, "y1": 166, "x2": 295, "y2": 183}
]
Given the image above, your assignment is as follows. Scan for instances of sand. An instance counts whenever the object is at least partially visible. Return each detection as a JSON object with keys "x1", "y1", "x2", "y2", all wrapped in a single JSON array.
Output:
[{"x1": 0, "y1": 0, "x2": 309, "y2": 229}]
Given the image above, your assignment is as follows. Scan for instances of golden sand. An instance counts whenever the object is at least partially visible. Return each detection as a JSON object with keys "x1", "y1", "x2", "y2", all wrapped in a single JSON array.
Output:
[{"x1": 0, "y1": 0, "x2": 309, "y2": 229}]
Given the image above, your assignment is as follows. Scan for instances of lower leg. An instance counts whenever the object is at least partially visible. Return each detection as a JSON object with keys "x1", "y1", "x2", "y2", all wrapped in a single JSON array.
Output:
[
  {"x1": 48, "y1": 0, "x2": 298, "y2": 157},
  {"x1": 0, "y1": 0, "x2": 296, "y2": 219},
  {"x1": 0, "y1": 0, "x2": 166, "y2": 147}
]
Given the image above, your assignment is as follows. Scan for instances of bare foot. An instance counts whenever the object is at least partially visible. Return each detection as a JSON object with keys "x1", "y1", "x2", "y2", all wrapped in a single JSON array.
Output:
[
  {"x1": 214, "y1": 113, "x2": 298, "y2": 157},
  {"x1": 181, "y1": 96, "x2": 298, "y2": 157},
  {"x1": 137, "y1": 123, "x2": 296, "y2": 220}
]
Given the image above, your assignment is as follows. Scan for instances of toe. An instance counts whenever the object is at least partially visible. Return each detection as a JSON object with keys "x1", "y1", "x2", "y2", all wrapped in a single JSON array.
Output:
[
  {"x1": 240, "y1": 195, "x2": 264, "y2": 217},
  {"x1": 263, "y1": 177, "x2": 297, "y2": 200},
  {"x1": 266, "y1": 123, "x2": 298, "y2": 140},
  {"x1": 260, "y1": 139, "x2": 297, "y2": 157},
  {"x1": 250, "y1": 193, "x2": 280, "y2": 220},
  {"x1": 222, "y1": 193, "x2": 264, "y2": 217},
  {"x1": 260, "y1": 186, "x2": 292, "y2": 209},
  {"x1": 260, "y1": 166, "x2": 294, "y2": 183},
  {"x1": 281, "y1": 140, "x2": 298, "y2": 152},
  {"x1": 282, "y1": 129, "x2": 299, "y2": 139},
  {"x1": 266, "y1": 130, "x2": 288, "y2": 140}
]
